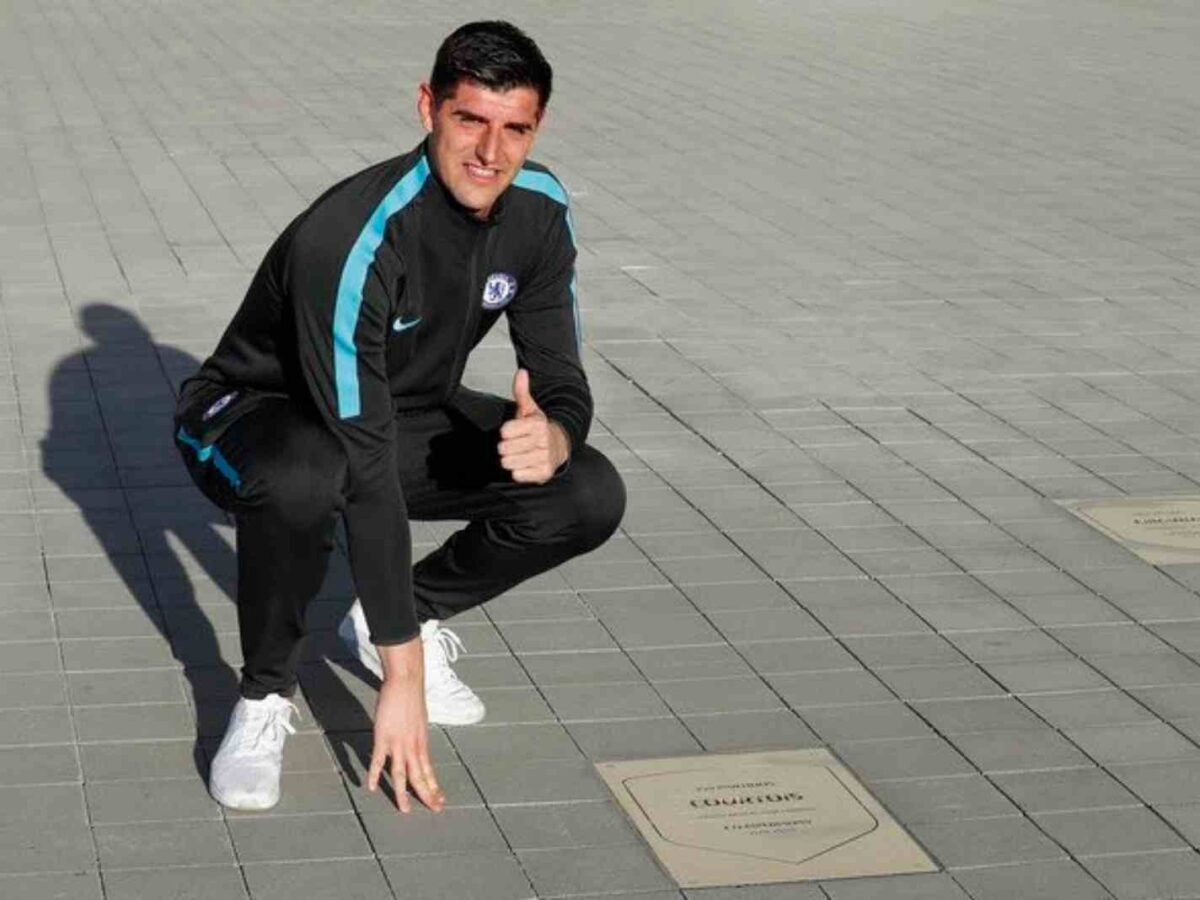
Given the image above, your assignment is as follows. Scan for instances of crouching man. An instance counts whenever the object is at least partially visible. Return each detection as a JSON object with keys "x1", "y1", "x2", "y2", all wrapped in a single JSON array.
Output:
[{"x1": 174, "y1": 20, "x2": 624, "y2": 812}]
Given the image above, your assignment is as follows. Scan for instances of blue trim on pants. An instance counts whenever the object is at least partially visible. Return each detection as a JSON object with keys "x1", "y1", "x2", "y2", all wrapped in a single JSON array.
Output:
[{"x1": 176, "y1": 426, "x2": 242, "y2": 491}]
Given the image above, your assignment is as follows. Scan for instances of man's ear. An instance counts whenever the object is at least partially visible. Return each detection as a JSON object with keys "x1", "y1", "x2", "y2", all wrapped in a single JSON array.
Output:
[{"x1": 417, "y1": 82, "x2": 436, "y2": 133}]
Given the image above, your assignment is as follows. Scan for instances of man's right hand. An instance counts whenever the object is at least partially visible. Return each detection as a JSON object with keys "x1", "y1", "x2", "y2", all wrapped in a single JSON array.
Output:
[{"x1": 367, "y1": 638, "x2": 446, "y2": 813}]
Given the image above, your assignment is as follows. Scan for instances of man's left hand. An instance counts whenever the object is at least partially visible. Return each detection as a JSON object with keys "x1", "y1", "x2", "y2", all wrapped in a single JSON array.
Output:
[{"x1": 499, "y1": 369, "x2": 570, "y2": 484}]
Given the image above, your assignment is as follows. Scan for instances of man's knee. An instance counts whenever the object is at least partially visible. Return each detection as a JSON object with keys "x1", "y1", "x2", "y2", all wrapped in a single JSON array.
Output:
[
  {"x1": 241, "y1": 425, "x2": 345, "y2": 529},
  {"x1": 555, "y1": 446, "x2": 626, "y2": 552}
]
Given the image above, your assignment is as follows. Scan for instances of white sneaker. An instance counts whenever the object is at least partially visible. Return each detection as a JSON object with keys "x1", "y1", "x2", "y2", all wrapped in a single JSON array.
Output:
[
  {"x1": 337, "y1": 600, "x2": 486, "y2": 726},
  {"x1": 420, "y1": 618, "x2": 486, "y2": 726},
  {"x1": 208, "y1": 693, "x2": 298, "y2": 811}
]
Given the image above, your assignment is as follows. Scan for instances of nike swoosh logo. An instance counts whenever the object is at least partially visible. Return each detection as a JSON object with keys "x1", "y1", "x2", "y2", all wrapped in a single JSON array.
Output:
[{"x1": 392, "y1": 316, "x2": 421, "y2": 333}]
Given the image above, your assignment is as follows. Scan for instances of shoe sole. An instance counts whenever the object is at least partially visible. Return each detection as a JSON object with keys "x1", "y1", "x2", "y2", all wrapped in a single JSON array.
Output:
[
  {"x1": 337, "y1": 613, "x2": 485, "y2": 726},
  {"x1": 429, "y1": 702, "x2": 487, "y2": 727},
  {"x1": 209, "y1": 783, "x2": 280, "y2": 811}
]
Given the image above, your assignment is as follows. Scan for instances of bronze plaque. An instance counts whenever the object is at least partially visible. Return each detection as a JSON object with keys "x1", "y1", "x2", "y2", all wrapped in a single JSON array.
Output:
[{"x1": 596, "y1": 749, "x2": 938, "y2": 887}]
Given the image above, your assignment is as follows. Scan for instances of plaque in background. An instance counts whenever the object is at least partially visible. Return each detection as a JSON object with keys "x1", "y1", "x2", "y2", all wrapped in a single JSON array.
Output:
[{"x1": 1061, "y1": 496, "x2": 1200, "y2": 565}]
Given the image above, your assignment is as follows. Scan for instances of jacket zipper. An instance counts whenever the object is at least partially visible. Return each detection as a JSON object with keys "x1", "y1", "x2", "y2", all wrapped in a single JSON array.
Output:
[{"x1": 445, "y1": 224, "x2": 498, "y2": 400}]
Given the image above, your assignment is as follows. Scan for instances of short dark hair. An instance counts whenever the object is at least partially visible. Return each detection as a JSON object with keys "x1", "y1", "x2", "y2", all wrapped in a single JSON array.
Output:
[{"x1": 430, "y1": 21, "x2": 553, "y2": 111}]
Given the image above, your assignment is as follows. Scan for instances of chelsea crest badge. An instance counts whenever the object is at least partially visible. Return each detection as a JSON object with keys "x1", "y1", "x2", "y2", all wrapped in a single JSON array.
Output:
[{"x1": 482, "y1": 272, "x2": 518, "y2": 310}]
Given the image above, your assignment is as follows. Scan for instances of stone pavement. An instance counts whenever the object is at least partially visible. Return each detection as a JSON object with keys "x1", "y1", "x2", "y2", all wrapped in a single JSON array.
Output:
[{"x1": 3, "y1": 0, "x2": 1200, "y2": 897}]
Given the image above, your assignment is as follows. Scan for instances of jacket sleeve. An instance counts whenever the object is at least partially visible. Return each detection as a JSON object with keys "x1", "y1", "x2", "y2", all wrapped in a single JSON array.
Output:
[
  {"x1": 283, "y1": 224, "x2": 417, "y2": 646},
  {"x1": 506, "y1": 201, "x2": 593, "y2": 452}
]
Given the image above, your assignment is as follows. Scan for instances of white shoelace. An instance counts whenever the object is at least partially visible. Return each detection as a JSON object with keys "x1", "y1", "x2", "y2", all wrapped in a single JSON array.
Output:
[
  {"x1": 236, "y1": 699, "x2": 299, "y2": 754},
  {"x1": 426, "y1": 625, "x2": 468, "y2": 688}
]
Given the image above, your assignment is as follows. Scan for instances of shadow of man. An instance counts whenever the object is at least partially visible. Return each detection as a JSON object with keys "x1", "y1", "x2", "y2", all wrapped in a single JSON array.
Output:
[{"x1": 40, "y1": 303, "x2": 380, "y2": 795}]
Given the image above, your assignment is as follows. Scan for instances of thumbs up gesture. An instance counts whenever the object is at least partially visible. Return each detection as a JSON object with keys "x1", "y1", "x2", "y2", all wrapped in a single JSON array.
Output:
[{"x1": 499, "y1": 369, "x2": 571, "y2": 484}]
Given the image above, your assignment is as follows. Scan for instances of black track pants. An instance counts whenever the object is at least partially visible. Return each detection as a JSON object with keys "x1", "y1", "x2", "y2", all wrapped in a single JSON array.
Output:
[{"x1": 175, "y1": 393, "x2": 625, "y2": 699}]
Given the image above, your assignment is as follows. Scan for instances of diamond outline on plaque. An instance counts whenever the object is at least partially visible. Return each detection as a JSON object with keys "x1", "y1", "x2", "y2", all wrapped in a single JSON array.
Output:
[{"x1": 620, "y1": 763, "x2": 879, "y2": 866}]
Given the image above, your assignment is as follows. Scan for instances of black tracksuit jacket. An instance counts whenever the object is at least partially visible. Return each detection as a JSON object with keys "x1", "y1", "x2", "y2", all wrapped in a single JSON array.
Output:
[{"x1": 178, "y1": 140, "x2": 591, "y2": 645}]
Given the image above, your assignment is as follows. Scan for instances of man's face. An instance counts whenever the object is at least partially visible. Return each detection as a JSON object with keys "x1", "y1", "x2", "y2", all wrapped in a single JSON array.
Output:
[{"x1": 419, "y1": 80, "x2": 542, "y2": 220}]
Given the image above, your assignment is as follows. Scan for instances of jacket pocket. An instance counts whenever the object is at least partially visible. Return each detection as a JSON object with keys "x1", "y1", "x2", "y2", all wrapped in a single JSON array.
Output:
[{"x1": 175, "y1": 384, "x2": 277, "y2": 447}]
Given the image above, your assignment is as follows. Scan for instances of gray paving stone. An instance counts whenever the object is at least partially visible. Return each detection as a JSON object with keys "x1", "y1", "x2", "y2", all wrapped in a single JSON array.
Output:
[
  {"x1": 493, "y1": 801, "x2": 641, "y2": 851},
  {"x1": 224, "y1": 771, "x2": 354, "y2": 817},
  {"x1": 567, "y1": 717, "x2": 703, "y2": 759},
  {"x1": 345, "y1": 758, "x2": 484, "y2": 814},
  {"x1": 803, "y1": 600, "x2": 934, "y2": 637},
  {"x1": 597, "y1": 611, "x2": 725, "y2": 648},
  {"x1": 471, "y1": 686, "x2": 558, "y2": 724},
  {"x1": 0, "y1": 744, "x2": 78, "y2": 785},
  {"x1": 84, "y1": 776, "x2": 220, "y2": 824},
  {"x1": 985, "y1": 659, "x2": 1111, "y2": 694},
  {"x1": 94, "y1": 819, "x2": 234, "y2": 869},
  {"x1": 243, "y1": 860, "x2": 393, "y2": 900},
  {"x1": 952, "y1": 860, "x2": 1113, "y2": 900},
  {"x1": 821, "y1": 873, "x2": 969, "y2": 900},
  {"x1": 769, "y1": 669, "x2": 895, "y2": 707},
  {"x1": 683, "y1": 708, "x2": 823, "y2": 752},
  {"x1": 1091, "y1": 654, "x2": 1200, "y2": 690},
  {"x1": 992, "y1": 767, "x2": 1140, "y2": 814},
  {"x1": 803, "y1": 702, "x2": 933, "y2": 742},
  {"x1": 917, "y1": 600, "x2": 1034, "y2": 633},
  {"x1": 0, "y1": 671, "x2": 67, "y2": 709},
  {"x1": 630, "y1": 644, "x2": 756, "y2": 680},
  {"x1": 655, "y1": 676, "x2": 784, "y2": 715},
  {"x1": 841, "y1": 633, "x2": 966, "y2": 668},
  {"x1": 516, "y1": 650, "x2": 644, "y2": 685},
  {"x1": 542, "y1": 681, "x2": 672, "y2": 721},
  {"x1": 871, "y1": 774, "x2": 1018, "y2": 823},
  {"x1": 470, "y1": 758, "x2": 610, "y2": 806},
  {"x1": 736, "y1": 637, "x2": 858, "y2": 674},
  {"x1": 66, "y1": 670, "x2": 186, "y2": 706},
  {"x1": 101, "y1": 866, "x2": 249, "y2": 900},
  {"x1": 680, "y1": 580, "x2": 797, "y2": 612},
  {"x1": 708, "y1": 607, "x2": 826, "y2": 642},
  {"x1": 1082, "y1": 850, "x2": 1200, "y2": 900},
  {"x1": 80, "y1": 739, "x2": 205, "y2": 782},
  {"x1": 227, "y1": 811, "x2": 371, "y2": 862},
  {"x1": 378, "y1": 851, "x2": 534, "y2": 899},
  {"x1": 908, "y1": 816, "x2": 1064, "y2": 869},
  {"x1": 0, "y1": 641, "x2": 62, "y2": 674},
  {"x1": 0, "y1": 707, "x2": 73, "y2": 744},
  {"x1": 950, "y1": 728, "x2": 1092, "y2": 773},
  {"x1": 60, "y1": 636, "x2": 177, "y2": 671},
  {"x1": 1065, "y1": 723, "x2": 1200, "y2": 765},
  {"x1": 912, "y1": 697, "x2": 1043, "y2": 735},
  {"x1": 876, "y1": 664, "x2": 1006, "y2": 701},
  {"x1": 449, "y1": 722, "x2": 583, "y2": 763},
  {"x1": 0, "y1": 821, "x2": 96, "y2": 873},
  {"x1": 1051, "y1": 624, "x2": 1171, "y2": 657},
  {"x1": 1033, "y1": 806, "x2": 1188, "y2": 857},
  {"x1": 1158, "y1": 804, "x2": 1200, "y2": 848},
  {"x1": 518, "y1": 843, "x2": 675, "y2": 897},
  {"x1": 1109, "y1": 761, "x2": 1200, "y2": 807},
  {"x1": 1023, "y1": 690, "x2": 1159, "y2": 729},
  {"x1": 0, "y1": 871, "x2": 102, "y2": 900},
  {"x1": 684, "y1": 886, "x2": 825, "y2": 900},
  {"x1": 0, "y1": 783, "x2": 86, "y2": 826},
  {"x1": 834, "y1": 736, "x2": 975, "y2": 782},
  {"x1": 74, "y1": 702, "x2": 195, "y2": 742},
  {"x1": 947, "y1": 629, "x2": 1069, "y2": 663},
  {"x1": 362, "y1": 806, "x2": 507, "y2": 857},
  {"x1": 498, "y1": 620, "x2": 618, "y2": 654}
]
